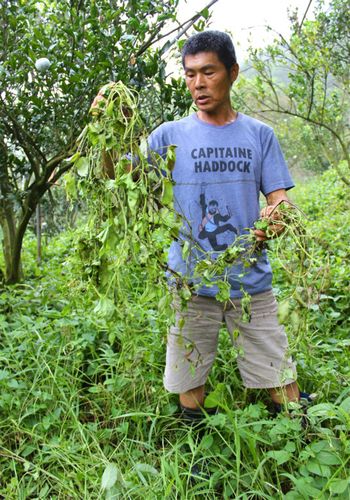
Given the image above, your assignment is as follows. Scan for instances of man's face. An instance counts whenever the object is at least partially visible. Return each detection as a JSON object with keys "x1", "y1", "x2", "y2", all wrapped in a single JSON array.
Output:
[
  {"x1": 208, "y1": 203, "x2": 218, "y2": 215},
  {"x1": 184, "y1": 51, "x2": 239, "y2": 115}
]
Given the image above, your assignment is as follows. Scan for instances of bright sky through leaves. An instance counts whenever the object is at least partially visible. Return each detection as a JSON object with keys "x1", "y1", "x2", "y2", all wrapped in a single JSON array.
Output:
[{"x1": 178, "y1": 0, "x2": 316, "y2": 60}]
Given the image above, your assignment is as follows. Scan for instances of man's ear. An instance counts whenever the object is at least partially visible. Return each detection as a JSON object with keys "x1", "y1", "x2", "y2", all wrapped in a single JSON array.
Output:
[{"x1": 230, "y1": 63, "x2": 239, "y2": 85}]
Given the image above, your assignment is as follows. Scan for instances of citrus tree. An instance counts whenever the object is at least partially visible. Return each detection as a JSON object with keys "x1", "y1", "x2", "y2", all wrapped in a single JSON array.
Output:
[
  {"x1": 234, "y1": 0, "x2": 350, "y2": 180},
  {"x1": 0, "y1": 0, "x2": 215, "y2": 283}
]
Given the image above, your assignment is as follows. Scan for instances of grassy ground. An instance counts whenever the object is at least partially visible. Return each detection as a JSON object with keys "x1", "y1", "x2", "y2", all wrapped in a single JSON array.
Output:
[{"x1": 0, "y1": 169, "x2": 349, "y2": 498}]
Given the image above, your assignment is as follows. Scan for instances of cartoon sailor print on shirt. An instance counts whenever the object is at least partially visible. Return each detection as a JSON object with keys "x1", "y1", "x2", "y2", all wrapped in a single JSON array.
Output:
[{"x1": 197, "y1": 183, "x2": 238, "y2": 251}]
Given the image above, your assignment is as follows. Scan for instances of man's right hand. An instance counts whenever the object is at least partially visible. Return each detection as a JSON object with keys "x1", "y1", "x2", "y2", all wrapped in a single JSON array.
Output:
[
  {"x1": 90, "y1": 93, "x2": 107, "y2": 116},
  {"x1": 90, "y1": 82, "x2": 117, "y2": 115}
]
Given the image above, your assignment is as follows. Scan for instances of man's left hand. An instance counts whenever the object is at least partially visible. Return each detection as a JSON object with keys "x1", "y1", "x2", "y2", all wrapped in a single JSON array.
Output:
[{"x1": 254, "y1": 204, "x2": 285, "y2": 241}]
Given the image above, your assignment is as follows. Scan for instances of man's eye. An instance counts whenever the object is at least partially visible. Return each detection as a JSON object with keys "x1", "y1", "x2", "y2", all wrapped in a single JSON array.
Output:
[
  {"x1": 205, "y1": 72, "x2": 214, "y2": 76},
  {"x1": 186, "y1": 74, "x2": 194, "y2": 78}
]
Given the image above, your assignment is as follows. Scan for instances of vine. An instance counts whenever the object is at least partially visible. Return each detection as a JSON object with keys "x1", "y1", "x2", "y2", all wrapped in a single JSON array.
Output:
[{"x1": 66, "y1": 82, "x2": 318, "y2": 340}]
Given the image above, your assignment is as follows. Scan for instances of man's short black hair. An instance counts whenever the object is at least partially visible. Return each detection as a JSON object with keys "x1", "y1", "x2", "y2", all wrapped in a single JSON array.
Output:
[
  {"x1": 209, "y1": 200, "x2": 218, "y2": 207},
  {"x1": 181, "y1": 30, "x2": 237, "y2": 73}
]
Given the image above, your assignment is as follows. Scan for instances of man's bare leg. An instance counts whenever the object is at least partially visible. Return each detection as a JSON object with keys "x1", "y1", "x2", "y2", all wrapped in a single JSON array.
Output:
[
  {"x1": 180, "y1": 385, "x2": 205, "y2": 409},
  {"x1": 268, "y1": 381, "x2": 300, "y2": 404}
]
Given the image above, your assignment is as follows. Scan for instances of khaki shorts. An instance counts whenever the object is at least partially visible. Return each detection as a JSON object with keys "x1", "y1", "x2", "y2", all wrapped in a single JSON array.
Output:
[{"x1": 164, "y1": 289, "x2": 297, "y2": 393}]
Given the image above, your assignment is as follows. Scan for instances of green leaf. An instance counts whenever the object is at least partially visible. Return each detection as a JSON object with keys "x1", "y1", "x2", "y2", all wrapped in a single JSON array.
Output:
[
  {"x1": 200, "y1": 434, "x2": 214, "y2": 450},
  {"x1": 65, "y1": 151, "x2": 81, "y2": 163},
  {"x1": 75, "y1": 156, "x2": 89, "y2": 177},
  {"x1": 309, "y1": 440, "x2": 329, "y2": 453},
  {"x1": 127, "y1": 189, "x2": 138, "y2": 210},
  {"x1": 21, "y1": 445, "x2": 36, "y2": 458},
  {"x1": 306, "y1": 460, "x2": 331, "y2": 477},
  {"x1": 307, "y1": 403, "x2": 335, "y2": 417},
  {"x1": 284, "y1": 441, "x2": 296, "y2": 453},
  {"x1": 201, "y1": 7, "x2": 209, "y2": 19},
  {"x1": 88, "y1": 385, "x2": 102, "y2": 393},
  {"x1": 134, "y1": 463, "x2": 159, "y2": 475},
  {"x1": 278, "y1": 299, "x2": 290, "y2": 323},
  {"x1": 284, "y1": 491, "x2": 303, "y2": 500},
  {"x1": 93, "y1": 297, "x2": 115, "y2": 318},
  {"x1": 339, "y1": 396, "x2": 350, "y2": 412},
  {"x1": 215, "y1": 280, "x2": 231, "y2": 302},
  {"x1": 315, "y1": 450, "x2": 341, "y2": 466},
  {"x1": 64, "y1": 171, "x2": 77, "y2": 200},
  {"x1": 165, "y1": 144, "x2": 176, "y2": 171},
  {"x1": 106, "y1": 100, "x2": 114, "y2": 116},
  {"x1": 182, "y1": 240, "x2": 190, "y2": 260},
  {"x1": 329, "y1": 479, "x2": 349, "y2": 495},
  {"x1": 205, "y1": 383, "x2": 225, "y2": 408},
  {"x1": 206, "y1": 413, "x2": 227, "y2": 428},
  {"x1": 266, "y1": 449, "x2": 292, "y2": 465},
  {"x1": 294, "y1": 477, "x2": 323, "y2": 498},
  {"x1": 101, "y1": 463, "x2": 120, "y2": 490},
  {"x1": 0, "y1": 369, "x2": 10, "y2": 381},
  {"x1": 161, "y1": 179, "x2": 173, "y2": 206}
]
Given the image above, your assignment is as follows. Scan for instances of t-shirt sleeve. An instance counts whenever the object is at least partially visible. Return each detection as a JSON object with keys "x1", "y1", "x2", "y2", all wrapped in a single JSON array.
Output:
[
  {"x1": 148, "y1": 125, "x2": 170, "y2": 160},
  {"x1": 125, "y1": 126, "x2": 167, "y2": 167},
  {"x1": 260, "y1": 128, "x2": 294, "y2": 195}
]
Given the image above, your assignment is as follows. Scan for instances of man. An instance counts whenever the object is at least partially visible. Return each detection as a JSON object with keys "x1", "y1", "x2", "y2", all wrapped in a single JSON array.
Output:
[
  {"x1": 198, "y1": 185, "x2": 238, "y2": 251},
  {"x1": 147, "y1": 30, "x2": 306, "y2": 421}
]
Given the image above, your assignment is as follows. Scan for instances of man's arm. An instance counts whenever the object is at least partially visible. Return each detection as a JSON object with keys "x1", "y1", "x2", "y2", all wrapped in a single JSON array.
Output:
[
  {"x1": 216, "y1": 213, "x2": 230, "y2": 223},
  {"x1": 254, "y1": 188, "x2": 290, "y2": 242}
]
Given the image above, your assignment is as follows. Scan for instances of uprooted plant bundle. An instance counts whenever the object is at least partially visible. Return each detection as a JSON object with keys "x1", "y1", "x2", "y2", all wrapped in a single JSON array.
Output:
[
  {"x1": 67, "y1": 81, "x2": 317, "y2": 323},
  {"x1": 66, "y1": 81, "x2": 179, "y2": 319}
]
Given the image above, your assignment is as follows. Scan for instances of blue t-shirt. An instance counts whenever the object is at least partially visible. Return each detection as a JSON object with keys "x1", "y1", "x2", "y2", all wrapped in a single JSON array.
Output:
[{"x1": 148, "y1": 112, "x2": 294, "y2": 298}]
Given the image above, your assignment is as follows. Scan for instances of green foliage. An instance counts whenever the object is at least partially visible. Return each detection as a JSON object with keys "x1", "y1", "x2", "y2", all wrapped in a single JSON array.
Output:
[
  {"x1": 235, "y1": 0, "x2": 350, "y2": 181},
  {"x1": 70, "y1": 81, "x2": 299, "y2": 320},
  {"x1": 70, "y1": 81, "x2": 182, "y2": 322},
  {"x1": 276, "y1": 117, "x2": 331, "y2": 175},
  {"x1": 0, "y1": 1, "x2": 349, "y2": 495},
  {"x1": 1, "y1": 168, "x2": 349, "y2": 498},
  {"x1": 270, "y1": 168, "x2": 350, "y2": 395},
  {"x1": 0, "y1": 0, "x2": 181, "y2": 155},
  {"x1": 0, "y1": 0, "x2": 197, "y2": 283},
  {"x1": 0, "y1": 234, "x2": 169, "y2": 497}
]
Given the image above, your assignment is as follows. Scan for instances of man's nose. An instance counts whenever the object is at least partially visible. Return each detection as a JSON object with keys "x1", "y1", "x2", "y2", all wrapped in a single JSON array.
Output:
[{"x1": 194, "y1": 73, "x2": 205, "y2": 89}]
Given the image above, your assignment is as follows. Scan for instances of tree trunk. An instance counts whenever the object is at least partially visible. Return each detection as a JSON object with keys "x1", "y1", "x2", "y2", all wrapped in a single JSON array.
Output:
[
  {"x1": 6, "y1": 186, "x2": 43, "y2": 284},
  {"x1": 0, "y1": 140, "x2": 74, "y2": 283},
  {"x1": 0, "y1": 150, "x2": 23, "y2": 282},
  {"x1": 1, "y1": 182, "x2": 44, "y2": 284},
  {"x1": 4, "y1": 212, "x2": 37, "y2": 284},
  {"x1": 0, "y1": 205, "x2": 21, "y2": 283},
  {"x1": 36, "y1": 203, "x2": 42, "y2": 263}
]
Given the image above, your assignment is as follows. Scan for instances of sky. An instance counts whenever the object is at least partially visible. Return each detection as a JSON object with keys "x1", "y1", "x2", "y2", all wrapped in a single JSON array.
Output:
[{"x1": 176, "y1": 0, "x2": 316, "y2": 62}]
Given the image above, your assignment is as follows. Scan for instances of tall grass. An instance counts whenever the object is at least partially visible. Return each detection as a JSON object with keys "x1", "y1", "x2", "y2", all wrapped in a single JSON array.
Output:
[{"x1": 0, "y1": 169, "x2": 349, "y2": 498}]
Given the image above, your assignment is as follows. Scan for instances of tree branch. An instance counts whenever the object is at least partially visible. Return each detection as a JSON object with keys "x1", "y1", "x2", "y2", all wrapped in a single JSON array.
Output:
[
  {"x1": 48, "y1": 159, "x2": 75, "y2": 185},
  {"x1": 0, "y1": 99, "x2": 47, "y2": 173},
  {"x1": 307, "y1": 71, "x2": 315, "y2": 120},
  {"x1": 259, "y1": 107, "x2": 350, "y2": 177},
  {"x1": 0, "y1": 1, "x2": 9, "y2": 62},
  {"x1": 160, "y1": 0, "x2": 219, "y2": 55},
  {"x1": 1, "y1": 113, "x2": 42, "y2": 180},
  {"x1": 134, "y1": 0, "x2": 219, "y2": 57},
  {"x1": 263, "y1": 27, "x2": 313, "y2": 80},
  {"x1": 299, "y1": 0, "x2": 313, "y2": 32},
  {"x1": 135, "y1": 20, "x2": 167, "y2": 57}
]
